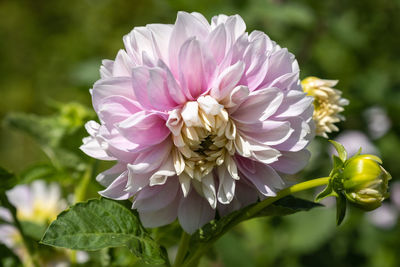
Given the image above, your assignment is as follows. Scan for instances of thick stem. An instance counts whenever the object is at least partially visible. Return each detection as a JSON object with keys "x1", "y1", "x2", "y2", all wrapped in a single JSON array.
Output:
[
  {"x1": 174, "y1": 231, "x2": 191, "y2": 267},
  {"x1": 182, "y1": 177, "x2": 330, "y2": 267}
]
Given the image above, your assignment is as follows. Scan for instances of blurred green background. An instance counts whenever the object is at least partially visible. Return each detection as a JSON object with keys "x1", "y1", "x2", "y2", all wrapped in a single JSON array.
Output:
[{"x1": 1, "y1": 0, "x2": 400, "y2": 266}]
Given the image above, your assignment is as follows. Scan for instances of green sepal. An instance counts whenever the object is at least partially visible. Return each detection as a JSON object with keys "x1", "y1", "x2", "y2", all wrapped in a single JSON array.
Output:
[
  {"x1": 315, "y1": 181, "x2": 337, "y2": 202},
  {"x1": 336, "y1": 193, "x2": 347, "y2": 226},
  {"x1": 329, "y1": 140, "x2": 348, "y2": 163}
]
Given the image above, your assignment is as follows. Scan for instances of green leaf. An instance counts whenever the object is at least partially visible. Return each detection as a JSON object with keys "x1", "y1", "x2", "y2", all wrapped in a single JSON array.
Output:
[
  {"x1": 0, "y1": 167, "x2": 17, "y2": 192},
  {"x1": 329, "y1": 140, "x2": 348, "y2": 162},
  {"x1": 191, "y1": 196, "x2": 322, "y2": 245},
  {"x1": 336, "y1": 193, "x2": 347, "y2": 226},
  {"x1": 41, "y1": 198, "x2": 168, "y2": 265}
]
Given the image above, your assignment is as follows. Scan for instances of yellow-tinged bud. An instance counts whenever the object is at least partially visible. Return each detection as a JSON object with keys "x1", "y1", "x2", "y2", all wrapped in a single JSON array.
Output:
[
  {"x1": 317, "y1": 141, "x2": 392, "y2": 225},
  {"x1": 301, "y1": 77, "x2": 349, "y2": 138},
  {"x1": 342, "y1": 154, "x2": 391, "y2": 211}
]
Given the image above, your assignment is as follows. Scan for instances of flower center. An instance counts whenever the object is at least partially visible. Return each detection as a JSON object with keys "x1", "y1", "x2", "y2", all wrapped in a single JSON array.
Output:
[{"x1": 170, "y1": 96, "x2": 237, "y2": 181}]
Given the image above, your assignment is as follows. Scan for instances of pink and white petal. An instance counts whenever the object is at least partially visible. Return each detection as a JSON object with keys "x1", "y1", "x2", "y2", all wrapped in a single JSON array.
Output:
[
  {"x1": 237, "y1": 120, "x2": 293, "y2": 146},
  {"x1": 157, "y1": 60, "x2": 187, "y2": 104},
  {"x1": 128, "y1": 139, "x2": 172, "y2": 174},
  {"x1": 100, "y1": 59, "x2": 114, "y2": 79},
  {"x1": 126, "y1": 171, "x2": 151, "y2": 195},
  {"x1": 259, "y1": 49, "x2": 296, "y2": 87},
  {"x1": 210, "y1": 61, "x2": 245, "y2": 101},
  {"x1": 179, "y1": 173, "x2": 191, "y2": 197},
  {"x1": 113, "y1": 49, "x2": 135, "y2": 77},
  {"x1": 205, "y1": 24, "x2": 227, "y2": 64},
  {"x1": 84, "y1": 120, "x2": 101, "y2": 137},
  {"x1": 147, "y1": 68, "x2": 178, "y2": 110},
  {"x1": 269, "y1": 150, "x2": 311, "y2": 175},
  {"x1": 99, "y1": 171, "x2": 131, "y2": 200},
  {"x1": 231, "y1": 88, "x2": 283, "y2": 123},
  {"x1": 98, "y1": 96, "x2": 142, "y2": 128},
  {"x1": 221, "y1": 85, "x2": 249, "y2": 111},
  {"x1": 217, "y1": 179, "x2": 258, "y2": 217},
  {"x1": 139, "y1": 192, "x2": 180, "y2": 228},
  {"x1": 178, "y1": 188, "x2": 216, "y2": 234},
  {"x1": 92, "y1": 77, "x2": 135, "y2": 112},
  {"x1": 190, "y1": 12, "x2": 211, "y2": 29},
  {"x1": 237, "y1": 158, "x2": 284, "y2": 196},
  {"x1": 96, "y1": 163, "x2": 126, "y2": 187},
  {"x1": 149, "y1": 157, "x2": 176, "y2": 186},
  {"x1": 201, "y1": 173, "x2": 217, "y2": 209},
  {"x1": 273, "y1": 90, "x2": 314, "y2": 118},
  {"x1": 217, "y1": 166, "x2": 236, "y2": 204},
  {"x1": 178, "y1": 38, "x2": 207, "y2": 100},
  {"x1": 169, "y1": 11, "x2": 209, "y2": 77},
  {"x1": 123, "y1": 27, "x2": 155, "y2": 65},
  {"x1": 166, "y1": 109, "x2": 183, "y2": 136},
  {"x1": 80, "y1": 136, "x2": 115, "y2": 161},
  {"x1": 133, "y1": 177, "x2": 179, "y2": 212},
  {"x1": 131, "y1": 67, "x2": 153, "y2": 110},
  {"x1": 212, "y1": 14, "x2": 246, "y2": 46},
  {"x1": 117, "y1": 111, "x2": 170, "y2": 147},
  {"x1": 249, "y1": 143, "x2": 281, "y2": 164},
  {"x1": 272, "y1": 118, "x2": 312, "y2": 152},
  {"x1": 147, "y1": 24, "x2": 173, "y2": 64},
  {"x1": 267, "y1": 72, "x2": 301, "y2": 92}
]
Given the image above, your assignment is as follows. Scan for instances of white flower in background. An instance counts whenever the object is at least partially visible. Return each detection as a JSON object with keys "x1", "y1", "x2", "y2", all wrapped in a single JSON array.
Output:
[
  {"x1": 301, "y1": 77, "x2": 349, "y2": 138},
  {"x1": 0, "y1": 181, "x2": 70, "y2": 266},
  {"x1": 330, "y1": 130, "x2": 378, "y2": 157},
  {"x1": 363, "y1": 106, "x2": 391, "y2": 140}
]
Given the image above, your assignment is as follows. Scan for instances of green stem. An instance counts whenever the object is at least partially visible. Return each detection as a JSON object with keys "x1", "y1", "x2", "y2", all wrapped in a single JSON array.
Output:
[
  {"x1": 182, "y1": 177, "x2": 330, "y2": 267},
  {"x1": 174, "y1": 231, "x2": 191, "y2": 267},
  {"x1": 74, "y1": 161, "x2": 95, "y2": 203}
]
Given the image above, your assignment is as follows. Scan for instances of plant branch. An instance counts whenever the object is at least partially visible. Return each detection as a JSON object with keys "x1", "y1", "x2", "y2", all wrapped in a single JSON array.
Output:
[{"x1": 182, "y1": 177, "x2": 330, "y2": 267}]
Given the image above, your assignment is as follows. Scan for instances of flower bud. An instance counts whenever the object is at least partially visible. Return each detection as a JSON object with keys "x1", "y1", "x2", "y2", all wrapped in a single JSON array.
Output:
[{"x1": 342, "y1": 154, "x2": 391, "y2": 211}]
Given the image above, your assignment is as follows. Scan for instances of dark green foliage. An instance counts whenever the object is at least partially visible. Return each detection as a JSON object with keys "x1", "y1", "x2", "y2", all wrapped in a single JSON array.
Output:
[{"x1": 41, "y1": 198, "x2": 168, "y2": 265}]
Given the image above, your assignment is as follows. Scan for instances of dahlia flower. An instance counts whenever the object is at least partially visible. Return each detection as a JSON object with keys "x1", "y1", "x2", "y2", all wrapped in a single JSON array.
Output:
[
  {"x1": 81, "y1": 12, "x2": 315, "y2": 233},
  {"x1": 301, "y1": 77, "x2": 348, "y2": 138}
]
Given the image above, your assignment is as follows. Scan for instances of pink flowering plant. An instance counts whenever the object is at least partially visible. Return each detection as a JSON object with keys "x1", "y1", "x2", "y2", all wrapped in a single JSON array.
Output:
[{"x1": 0, "y1": 12, "x2": 391, "y2": 267}]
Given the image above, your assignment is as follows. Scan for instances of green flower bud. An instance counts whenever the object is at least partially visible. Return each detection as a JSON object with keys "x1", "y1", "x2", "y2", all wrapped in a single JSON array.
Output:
[
  {"x1": 316, "y1": 140, "x2": 392, "y2": 225},
  {"x1": 342, "y1": 154, "x2": 391, "y2": 211}
]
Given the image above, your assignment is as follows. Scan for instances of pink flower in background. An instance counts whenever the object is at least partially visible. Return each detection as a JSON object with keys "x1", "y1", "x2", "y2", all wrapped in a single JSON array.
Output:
[
  {"x1": 330, "y1": 130, "x2": 378, "y2": 157},
  {"x1": 81, "y1": 12, "x2": 314, "y2": 233}
]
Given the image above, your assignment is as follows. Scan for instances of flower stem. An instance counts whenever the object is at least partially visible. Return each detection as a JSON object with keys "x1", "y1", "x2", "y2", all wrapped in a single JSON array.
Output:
[
  {"x1": 182, "y1": 177, "x2": 330, "y2": 267},
  {"x1": 174, "y1": 231, "x2": 191, "y2": 267}
]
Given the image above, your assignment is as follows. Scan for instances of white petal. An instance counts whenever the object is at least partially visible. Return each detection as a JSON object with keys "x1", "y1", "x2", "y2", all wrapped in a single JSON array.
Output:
[
  {"x1": 149, "y1": 158, "x2": 176, "y2": 186},
  {"x1": 181, "y1": 101, "x2": 202, "y2": 127},
  {"x1": 197, "y1": 95, "x2": 224, "y2": 115},
  {"x1": 179, "y1": 173, "x2": 192, "y2": 197},
  {"x1": 217, "y1": 166, "x2": 236, "y2": 204},
  {"x1": 201, "y1": 173, "x2": 217, "y2": 209}
]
